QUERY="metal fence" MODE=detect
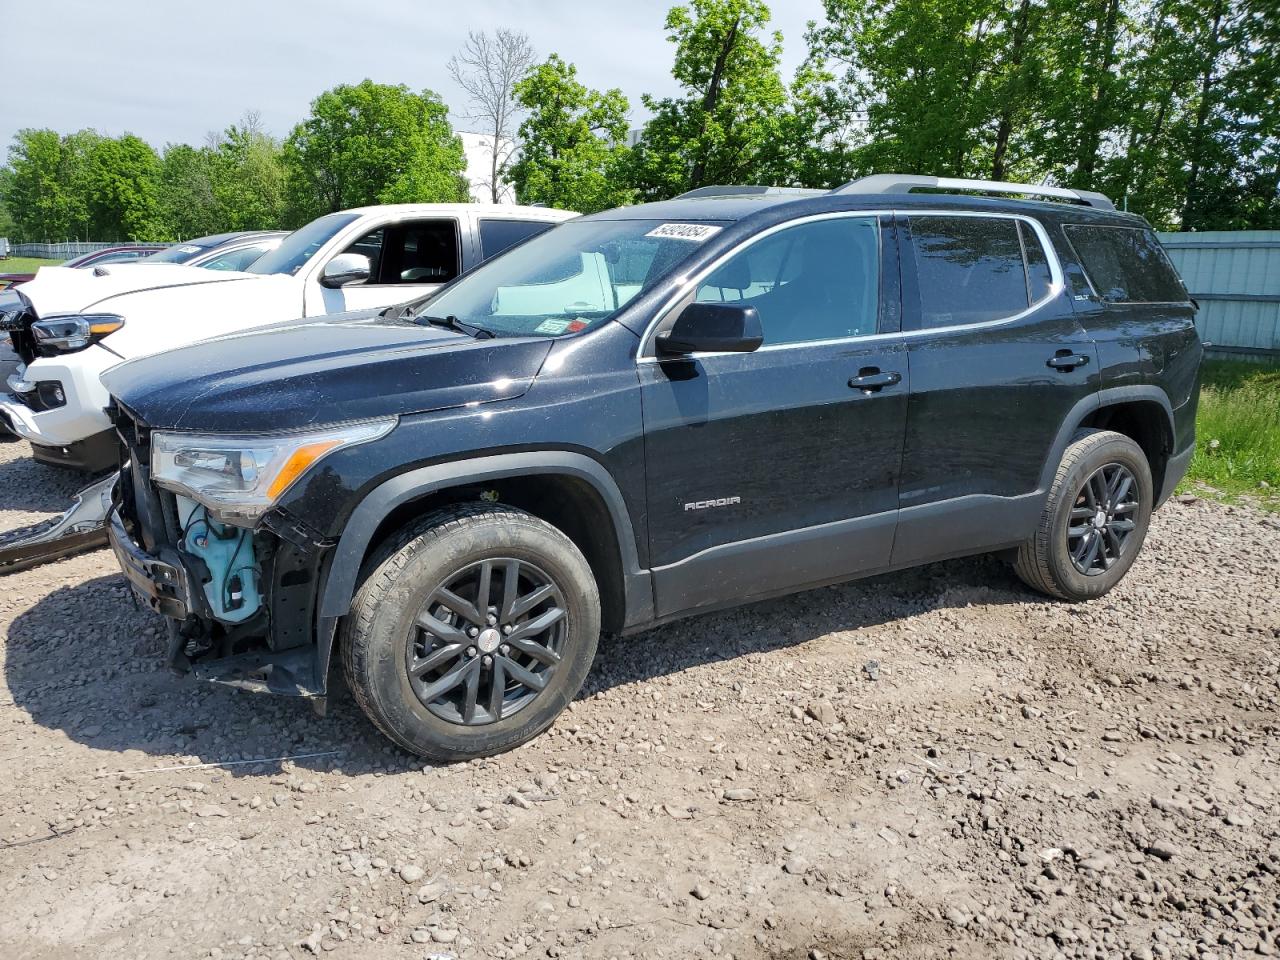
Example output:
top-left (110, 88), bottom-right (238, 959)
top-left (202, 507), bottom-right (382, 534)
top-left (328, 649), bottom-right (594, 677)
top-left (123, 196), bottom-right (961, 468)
top-left (1158, 231), bottom-right (1280, 360)
top-left (9, 241), bottom-right (170, 259)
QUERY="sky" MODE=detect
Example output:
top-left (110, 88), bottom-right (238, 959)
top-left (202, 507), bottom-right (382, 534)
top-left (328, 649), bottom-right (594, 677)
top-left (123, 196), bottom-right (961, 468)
top-left (0, 0), bottom-right (828, 152)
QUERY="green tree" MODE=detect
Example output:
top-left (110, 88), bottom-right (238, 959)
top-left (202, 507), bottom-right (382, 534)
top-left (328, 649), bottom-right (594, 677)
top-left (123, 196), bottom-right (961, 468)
top-left (627, 0), bottom-right (790, 199)
top-left (805, 0), bottom-right (1049, 181)
top-left (5, 129), bottom-right (71, 239)
top-left (158, 143), bottom-right (220, 238)
top-left (158, 114), bottom-right (286, 238)
top-left (508, 54), bottom-right (634, 212)
top-left (283, 80), bottom-right (469, 223)
top-left (83, 133), bottom-right (164, 239)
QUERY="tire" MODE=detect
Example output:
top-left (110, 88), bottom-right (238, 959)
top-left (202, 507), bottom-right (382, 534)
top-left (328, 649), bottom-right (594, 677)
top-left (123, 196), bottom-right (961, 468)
top-left (341, 503), bottom-right (600, 761)
top-left (1014, 429), bottom-right (1153, 601)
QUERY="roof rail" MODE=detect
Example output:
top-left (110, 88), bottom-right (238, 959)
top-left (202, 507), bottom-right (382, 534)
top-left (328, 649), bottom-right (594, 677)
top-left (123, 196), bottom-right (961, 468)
top-left (673, 185), bottom-right (826, 200)
top-left (832, 174), bottom-right (1116, 212)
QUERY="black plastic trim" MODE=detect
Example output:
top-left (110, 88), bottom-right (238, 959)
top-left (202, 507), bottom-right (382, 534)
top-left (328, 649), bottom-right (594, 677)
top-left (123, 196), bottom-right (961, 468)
top-left (650, 509), bottom-right (896, 620)
top-left (316, 451), bottom-right (653, 627)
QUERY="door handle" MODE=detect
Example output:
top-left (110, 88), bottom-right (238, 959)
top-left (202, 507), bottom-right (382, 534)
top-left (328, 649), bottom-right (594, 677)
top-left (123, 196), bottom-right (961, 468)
top-left (1046, 352), bottom-right (1091, 371)
top-left (848, 369), bottom-right (902, 393)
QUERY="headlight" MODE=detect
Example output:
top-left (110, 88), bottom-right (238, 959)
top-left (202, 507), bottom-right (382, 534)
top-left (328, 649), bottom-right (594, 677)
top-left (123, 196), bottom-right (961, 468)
top-left (31, 313), bottom-right (125, 352)
top-left (151, 419), bottom-right (396, 524)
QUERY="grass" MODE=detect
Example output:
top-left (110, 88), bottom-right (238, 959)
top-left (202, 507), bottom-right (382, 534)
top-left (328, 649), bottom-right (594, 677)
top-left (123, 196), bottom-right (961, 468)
top-left (1183, 358), bottom-right (1280, 508)
top-left (0, 257), bottom-right (59, 275)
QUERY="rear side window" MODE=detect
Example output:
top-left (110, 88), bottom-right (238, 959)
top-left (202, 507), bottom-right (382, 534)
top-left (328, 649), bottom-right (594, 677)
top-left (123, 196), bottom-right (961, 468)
top-left (1064, 225), bottom-right (1186, 303)
top-left (908, 216), bottom-right (1035, 327)
top-left (1020, 222), bottom-right (1053, 303)
top-left (479, 219), bottom-right (554, 261)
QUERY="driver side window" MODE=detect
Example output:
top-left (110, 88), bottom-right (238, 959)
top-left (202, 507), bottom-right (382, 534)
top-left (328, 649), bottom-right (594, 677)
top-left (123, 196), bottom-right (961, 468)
top-left (333, 219), bottom-right (461, 286)
top-left (693, 216), bottom-right (881, 346)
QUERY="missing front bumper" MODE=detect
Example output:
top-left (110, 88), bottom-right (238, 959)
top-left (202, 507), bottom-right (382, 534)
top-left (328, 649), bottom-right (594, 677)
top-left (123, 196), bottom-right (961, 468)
top-left (107, 506), bottom-right (192, 619)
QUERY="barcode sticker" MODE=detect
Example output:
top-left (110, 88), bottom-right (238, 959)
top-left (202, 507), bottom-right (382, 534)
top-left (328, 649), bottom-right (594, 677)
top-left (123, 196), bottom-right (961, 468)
top-left (645, 223), bottom-right (723, 242)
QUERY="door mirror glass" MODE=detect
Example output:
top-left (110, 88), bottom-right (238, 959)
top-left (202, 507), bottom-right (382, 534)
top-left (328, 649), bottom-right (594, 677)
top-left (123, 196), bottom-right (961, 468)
top-left (320, 253), bottom-right (371, 288)
top-left (656, 301), bottom-right (763, 356)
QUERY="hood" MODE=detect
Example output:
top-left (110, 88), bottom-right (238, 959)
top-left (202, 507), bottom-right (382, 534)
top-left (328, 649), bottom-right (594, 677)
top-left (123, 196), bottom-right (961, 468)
top-left (17, 264), bottom-right (259, 316)
top-left (101, 310), bottom-right (554, 433)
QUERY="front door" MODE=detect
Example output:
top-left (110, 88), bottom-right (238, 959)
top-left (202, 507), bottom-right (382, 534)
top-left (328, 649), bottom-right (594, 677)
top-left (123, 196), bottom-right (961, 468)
top-left (305, 219), bottom-right (462, 315)
top-left (891, 211), bottom-right (1099, 566)
top-left (639, 213), bottom-right (909, 618)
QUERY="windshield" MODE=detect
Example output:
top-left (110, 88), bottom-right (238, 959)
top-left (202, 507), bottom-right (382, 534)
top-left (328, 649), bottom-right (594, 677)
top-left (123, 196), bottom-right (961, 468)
top-left (418, 218), bottom-right (726, 337)
top-left (144, 242), bottom-right (209, 264)
top-left (247, 213), bottom-right (360, 276)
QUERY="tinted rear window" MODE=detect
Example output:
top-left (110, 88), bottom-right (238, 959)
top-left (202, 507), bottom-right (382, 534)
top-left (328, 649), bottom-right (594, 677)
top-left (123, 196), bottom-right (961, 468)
top-left (1064, 225), bottom-right (1187, 303)
top-left (1019, 221), bottom-right (1053, 303)
top-left (479, 219), bottom-right (555, 261)
top-left (909, 216), bottom-right (1030, 327)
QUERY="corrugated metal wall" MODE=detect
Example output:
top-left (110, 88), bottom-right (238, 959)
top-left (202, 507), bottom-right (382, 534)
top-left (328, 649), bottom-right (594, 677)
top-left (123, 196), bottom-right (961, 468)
top-left (1157, 231), bottom-right (1280, 357)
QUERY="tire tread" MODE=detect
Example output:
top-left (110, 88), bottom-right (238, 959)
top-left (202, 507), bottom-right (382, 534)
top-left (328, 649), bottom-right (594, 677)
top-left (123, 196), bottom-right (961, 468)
top-left (340, 503), bottom-right (590, 760)
top-left (1013, 429), bottom-right (1142, 600)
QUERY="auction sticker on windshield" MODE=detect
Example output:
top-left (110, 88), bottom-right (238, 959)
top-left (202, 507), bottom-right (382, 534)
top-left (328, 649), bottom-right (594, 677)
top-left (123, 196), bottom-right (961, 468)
top-left (644, 223), bottom-right (723, 242)
top-left (535, 318), bottom-right (572, 334)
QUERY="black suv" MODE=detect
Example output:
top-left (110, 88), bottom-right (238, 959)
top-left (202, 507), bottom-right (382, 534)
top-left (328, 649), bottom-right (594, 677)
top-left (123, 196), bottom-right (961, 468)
top-left (103, 175), bottom-right (1201, 760)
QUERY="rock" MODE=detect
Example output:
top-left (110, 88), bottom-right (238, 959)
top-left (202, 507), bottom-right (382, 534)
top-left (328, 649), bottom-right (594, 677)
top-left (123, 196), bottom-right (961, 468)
top-left (783, 857), bottom-right (809, 875)
top-left (723, 788), bottom-right (757, 802)
top-left (806, 700), bottom-right (837, 725)
top-left (1078, 854), bottom-right (1116, 872)
top-left (431, 928), bottom-right (459, 944)
top-left (862, 660), bottom-right (880, 681)
top-left (1146, 841), bottom-right (1180, 861)
top-left (663, 804), bottom-right (693, 820)
top-left (399, 864), bottom-right (425, 884)
top-left (417, 882), bottom-right (446, 903)
top-left (691, 883), bottom-right (710, 900)
top-left (411, 928), bottom-right (432, 944)
top-left (196, 804), bottom-right (229, 818)
top-left (945, 907), bottom-right (971, 928)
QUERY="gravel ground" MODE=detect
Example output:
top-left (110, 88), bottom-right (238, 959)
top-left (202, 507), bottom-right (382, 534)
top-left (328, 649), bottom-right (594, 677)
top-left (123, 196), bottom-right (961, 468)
top-left (0, 438), bottom-right (1277, 960)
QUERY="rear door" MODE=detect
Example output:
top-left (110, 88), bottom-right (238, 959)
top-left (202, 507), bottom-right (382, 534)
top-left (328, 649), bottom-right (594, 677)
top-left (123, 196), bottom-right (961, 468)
top-left (891, 211), bottom-right (1098, 566)
top-left (639, 212), bottom-right (908, 618)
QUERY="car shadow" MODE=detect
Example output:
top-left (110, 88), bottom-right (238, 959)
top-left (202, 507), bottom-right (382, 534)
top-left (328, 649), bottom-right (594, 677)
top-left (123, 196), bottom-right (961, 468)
top-left (0, 438), bottom-right (97, 514)
top-left (4, 555), bottom-right (1031, 778)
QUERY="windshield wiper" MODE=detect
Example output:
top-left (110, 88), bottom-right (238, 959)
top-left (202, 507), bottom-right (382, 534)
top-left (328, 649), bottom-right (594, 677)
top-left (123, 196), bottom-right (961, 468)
top-left (420, 314), bottom-right (495, 339)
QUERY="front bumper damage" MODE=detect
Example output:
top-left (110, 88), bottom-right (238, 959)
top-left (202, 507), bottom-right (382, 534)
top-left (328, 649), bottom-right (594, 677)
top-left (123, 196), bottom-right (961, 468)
top-left (108, 504), bottom-right (331, 699)
top-left (0, 473), bottom-right (116, 573)
top-left (109, 409), bottom-right (337, 704)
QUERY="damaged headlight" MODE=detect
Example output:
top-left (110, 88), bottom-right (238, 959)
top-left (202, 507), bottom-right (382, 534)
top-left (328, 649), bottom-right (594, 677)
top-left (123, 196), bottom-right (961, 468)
top-left (151, 419), bottom-right (396, 524)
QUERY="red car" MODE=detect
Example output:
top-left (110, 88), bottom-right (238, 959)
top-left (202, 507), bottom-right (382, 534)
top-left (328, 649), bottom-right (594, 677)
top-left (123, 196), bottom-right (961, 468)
top-left (0, 245), bottom-right (167, 289)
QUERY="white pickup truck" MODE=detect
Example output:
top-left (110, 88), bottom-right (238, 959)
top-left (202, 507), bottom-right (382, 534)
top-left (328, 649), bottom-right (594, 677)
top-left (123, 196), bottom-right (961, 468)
top-left (0, 203), bottom-right (575, 471)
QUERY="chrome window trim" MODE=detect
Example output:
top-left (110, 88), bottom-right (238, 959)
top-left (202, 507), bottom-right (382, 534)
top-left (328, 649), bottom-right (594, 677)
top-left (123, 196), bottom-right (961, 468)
top-left (636, 208), bottom-right (1065, 364)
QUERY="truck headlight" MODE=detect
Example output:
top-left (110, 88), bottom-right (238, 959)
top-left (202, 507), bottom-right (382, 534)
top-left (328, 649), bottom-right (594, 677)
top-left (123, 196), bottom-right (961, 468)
top-left (31, 313), bottom-right (125, 352)
top-left (151, 419), bottom-right (396, 524)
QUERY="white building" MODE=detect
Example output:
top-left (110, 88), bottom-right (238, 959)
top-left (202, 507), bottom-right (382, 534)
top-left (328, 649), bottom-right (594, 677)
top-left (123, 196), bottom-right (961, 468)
top-left (459, 131), bottom-right (516, 204)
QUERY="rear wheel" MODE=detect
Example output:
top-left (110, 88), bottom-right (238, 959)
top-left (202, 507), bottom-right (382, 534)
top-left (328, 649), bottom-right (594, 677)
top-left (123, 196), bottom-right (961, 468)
top-left (341, 504), bottom-right (600, 761)
top-left (1014, 429), bottom-right (1153, 601)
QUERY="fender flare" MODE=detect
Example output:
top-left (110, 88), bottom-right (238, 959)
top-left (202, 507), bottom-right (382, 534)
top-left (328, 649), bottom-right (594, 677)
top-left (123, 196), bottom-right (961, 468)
top-left (1037, 385), bottom-right (1176, 491)
top-left (316, 451), bottom-right (653, 625)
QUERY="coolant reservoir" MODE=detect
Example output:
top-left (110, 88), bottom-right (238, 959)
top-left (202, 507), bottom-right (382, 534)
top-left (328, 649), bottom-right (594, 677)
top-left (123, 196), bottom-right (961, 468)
top-left (176, 496), bottom-right (261, 623)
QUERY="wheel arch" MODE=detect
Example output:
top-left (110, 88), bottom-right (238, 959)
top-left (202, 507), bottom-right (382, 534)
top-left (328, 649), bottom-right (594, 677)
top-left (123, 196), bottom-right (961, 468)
top-left (316, 452), bottom-right (652, 634)
top-left (1040, 386), bottom-right (1176, 499)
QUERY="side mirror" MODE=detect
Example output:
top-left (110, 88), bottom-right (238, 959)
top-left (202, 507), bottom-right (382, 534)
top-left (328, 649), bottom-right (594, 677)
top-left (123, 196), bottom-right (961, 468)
top-left (320, 253), bottom-right (372, 288)
top-left (655, 301), bottom-right (763, 356)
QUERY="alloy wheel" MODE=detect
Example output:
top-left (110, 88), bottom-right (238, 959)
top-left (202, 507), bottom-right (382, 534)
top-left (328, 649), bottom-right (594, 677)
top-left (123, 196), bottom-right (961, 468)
top-left (406, 557), bottom-right (567, 725)
top-left (1066, 462), bottom-right (1140, 576)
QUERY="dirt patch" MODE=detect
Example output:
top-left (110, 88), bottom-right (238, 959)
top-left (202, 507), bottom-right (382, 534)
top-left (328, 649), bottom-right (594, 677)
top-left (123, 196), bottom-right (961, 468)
top-left (0, 441), bottom-right (1276, 959)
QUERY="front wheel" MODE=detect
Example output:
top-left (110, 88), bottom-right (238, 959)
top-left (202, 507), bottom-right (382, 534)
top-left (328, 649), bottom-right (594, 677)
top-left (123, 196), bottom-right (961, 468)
top-left (1014, 429), bottom-right (1153, 601)
top-left (341, 504), bottom-right (600, 761)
